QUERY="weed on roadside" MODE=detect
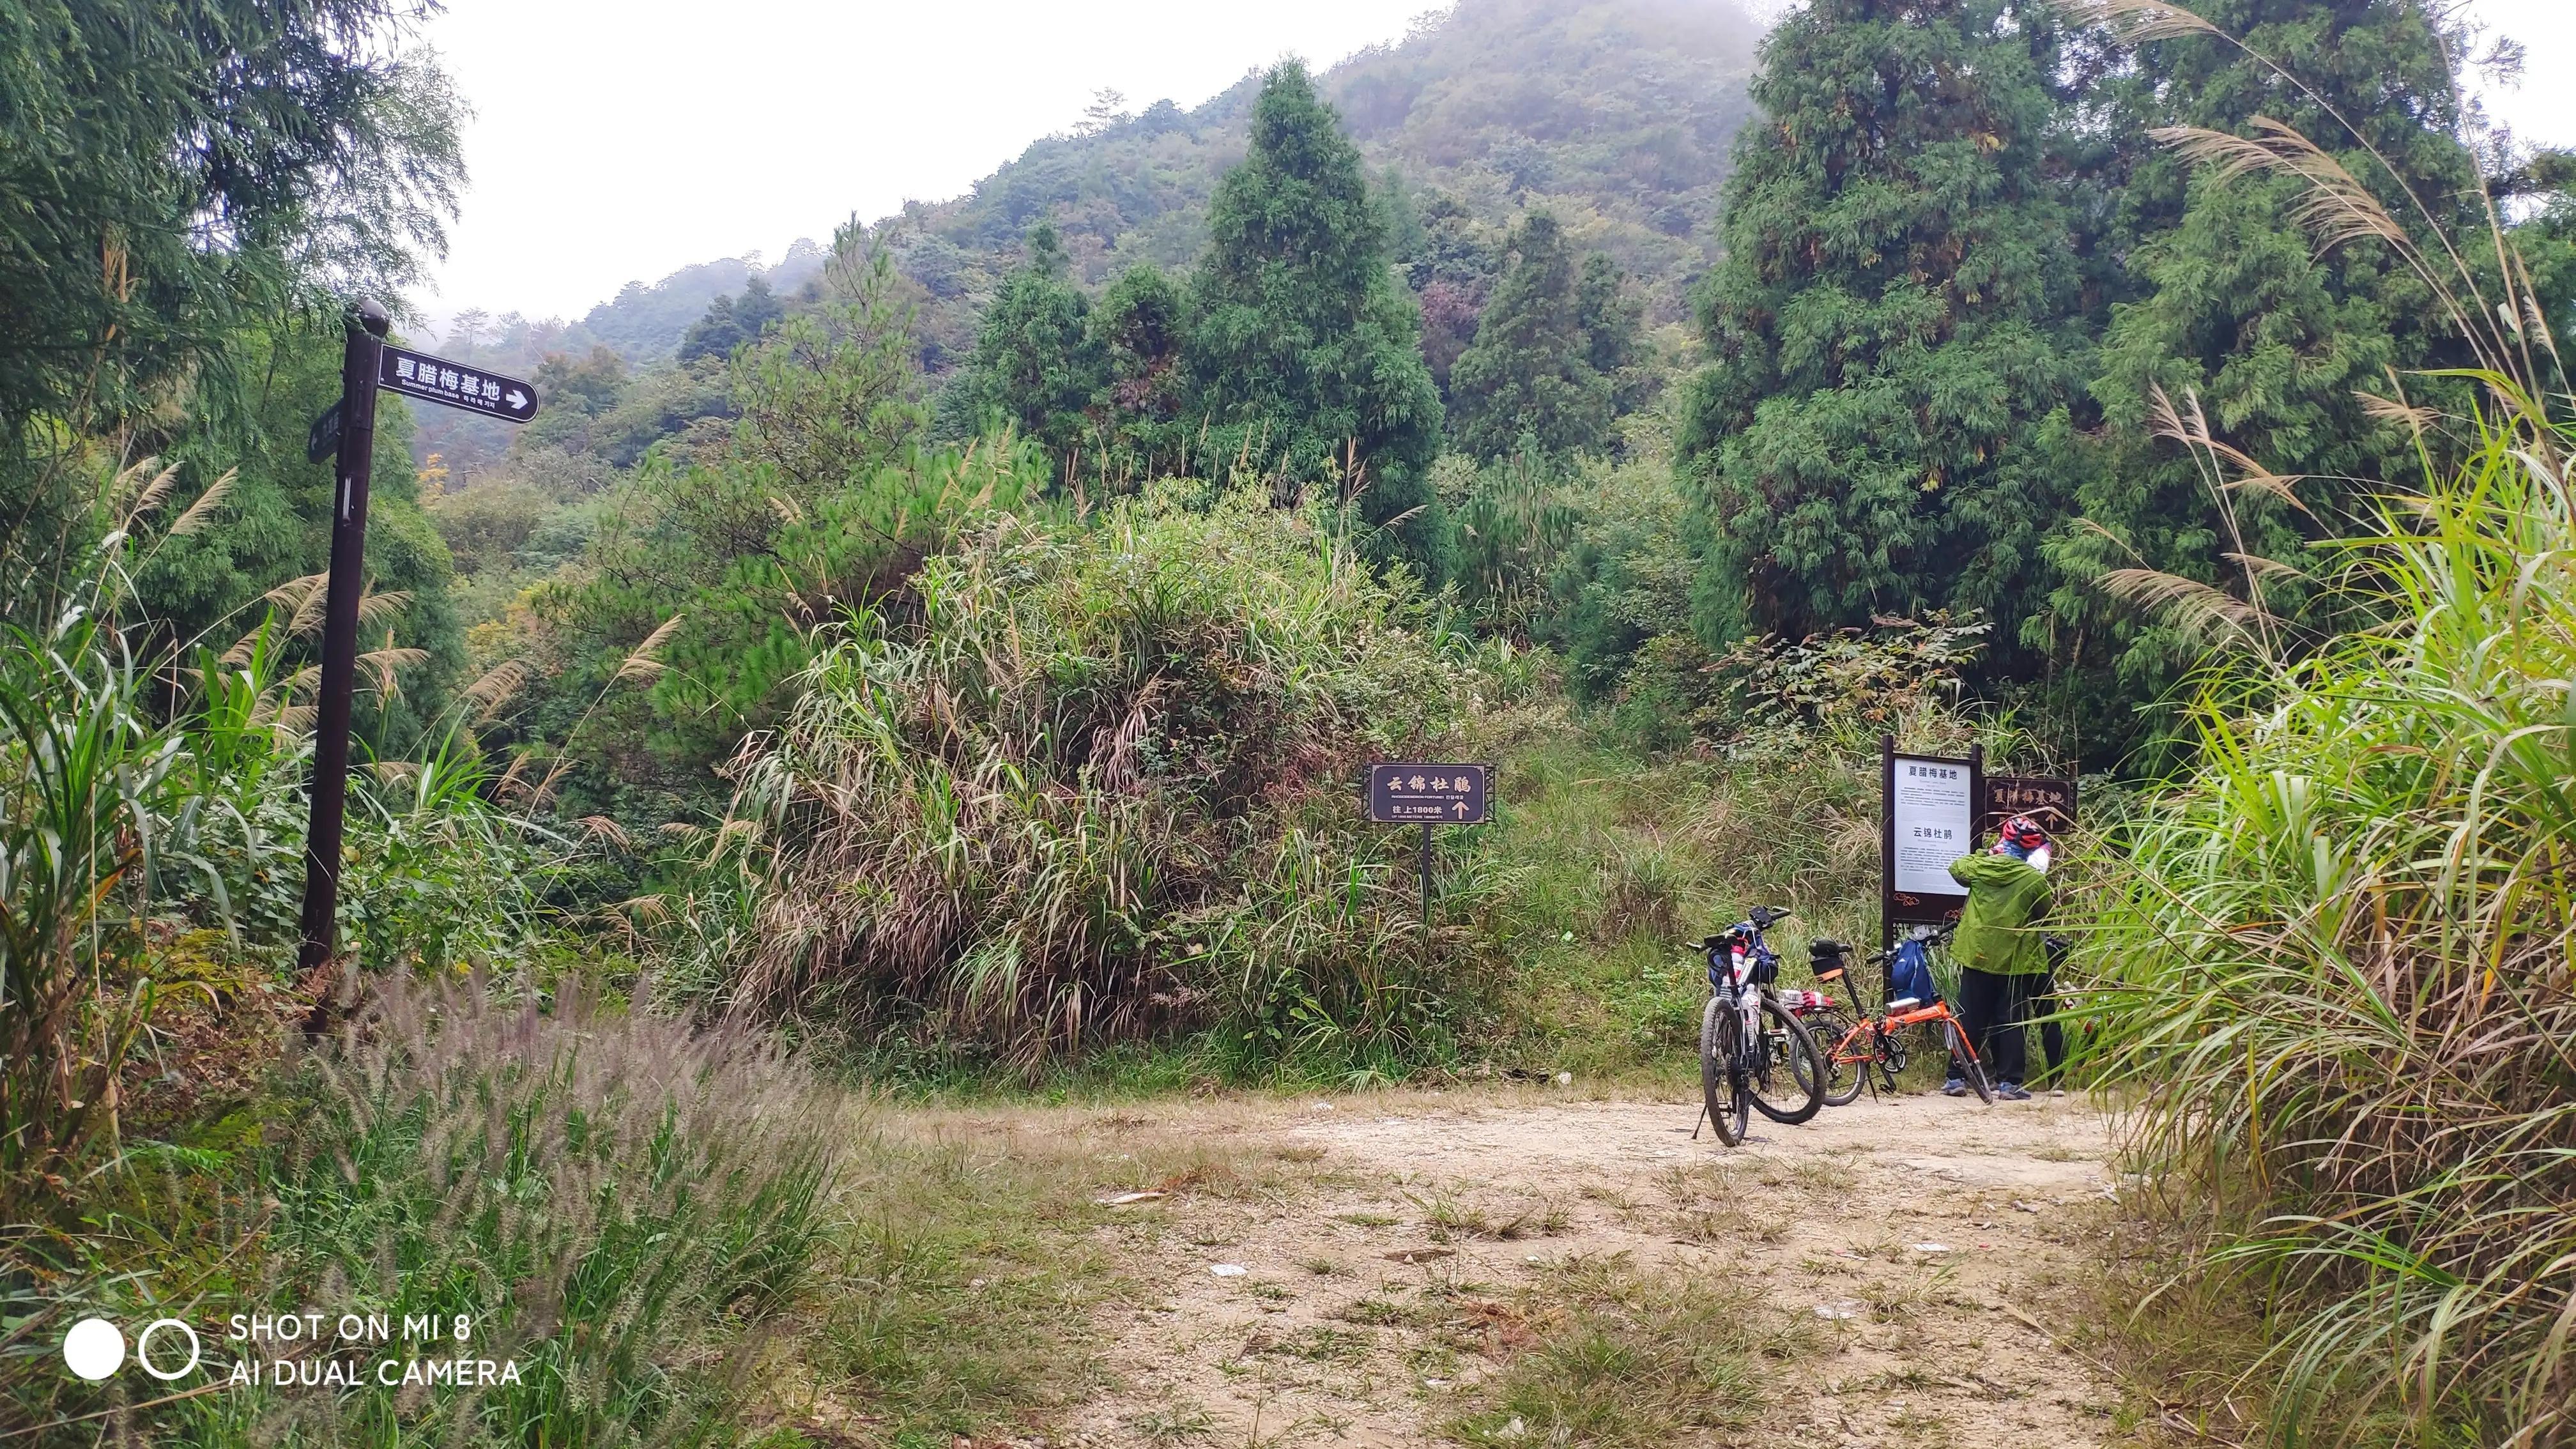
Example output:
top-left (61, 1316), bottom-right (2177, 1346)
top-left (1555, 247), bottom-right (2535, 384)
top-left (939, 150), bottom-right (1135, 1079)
top-left (1447, 1252), bottom-right (1816, 1446)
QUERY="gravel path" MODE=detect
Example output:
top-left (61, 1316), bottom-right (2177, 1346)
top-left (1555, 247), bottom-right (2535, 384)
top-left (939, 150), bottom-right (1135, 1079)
top-left (1057, 1085), bottom-right (2125, 1448)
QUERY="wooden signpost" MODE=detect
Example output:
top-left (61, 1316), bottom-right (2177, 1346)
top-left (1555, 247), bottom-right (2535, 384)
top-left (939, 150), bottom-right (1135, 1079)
top-left (296, 305), bottom-right (537, 982)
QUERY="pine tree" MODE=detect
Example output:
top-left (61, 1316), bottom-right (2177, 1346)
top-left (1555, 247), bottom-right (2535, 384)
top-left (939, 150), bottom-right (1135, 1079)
top-left (678, 277), bottom-right (786, 365)
top-left (1186, 62), bottom-right (1442, 532)
top-left (1448, 211), bottom-right (1614, 462)
top-left (942, 222), bottom-right (1101, 469)
top-left (1679, 0), bottom-right (2085, 647)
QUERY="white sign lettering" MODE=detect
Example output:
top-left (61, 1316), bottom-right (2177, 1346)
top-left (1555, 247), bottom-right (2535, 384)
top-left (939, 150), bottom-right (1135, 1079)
top-left (1890, 755), bottom-right (1973, 897)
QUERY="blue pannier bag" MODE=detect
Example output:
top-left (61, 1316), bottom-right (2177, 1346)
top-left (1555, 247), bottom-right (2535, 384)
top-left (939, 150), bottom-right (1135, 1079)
top-left (1887, 937), bottom-right (1937, 1006)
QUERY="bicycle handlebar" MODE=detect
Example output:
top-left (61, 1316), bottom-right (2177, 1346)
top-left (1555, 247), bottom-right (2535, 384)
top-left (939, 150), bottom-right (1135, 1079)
top-left (1867, 923), bottom-right (1954, 963)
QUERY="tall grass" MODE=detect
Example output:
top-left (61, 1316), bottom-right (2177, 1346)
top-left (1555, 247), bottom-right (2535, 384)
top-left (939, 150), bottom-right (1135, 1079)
top-left (701, 484), bottom-right (1493, 1072)
top-left (1, 454), bottom-right (564, 1222)
top-left (19, 972), bottom-right (851, 1447)
top-left (0, 613), bottom-right (173, 1199)
top-left (2087, 409), bottom-right (2576, 1442)
top-left (2049, 6), bottom-right (2576, 1436)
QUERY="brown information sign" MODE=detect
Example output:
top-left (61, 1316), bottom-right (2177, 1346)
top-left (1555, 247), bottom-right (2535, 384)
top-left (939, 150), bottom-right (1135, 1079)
top-left (1982, 774), bottom-right (2077, 836)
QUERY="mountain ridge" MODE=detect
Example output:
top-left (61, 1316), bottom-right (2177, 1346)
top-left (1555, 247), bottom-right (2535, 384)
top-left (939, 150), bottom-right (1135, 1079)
top-left (434, 0), bottom-right (1763, 367)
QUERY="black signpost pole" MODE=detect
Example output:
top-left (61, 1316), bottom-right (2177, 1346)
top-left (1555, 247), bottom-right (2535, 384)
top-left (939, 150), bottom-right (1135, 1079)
top-left (1968, 742), bottom-right (1985, 848)
top-left (1420, 822), bottom-right (1433, 970)
top-left (296, 300), bottom-right (390, 979)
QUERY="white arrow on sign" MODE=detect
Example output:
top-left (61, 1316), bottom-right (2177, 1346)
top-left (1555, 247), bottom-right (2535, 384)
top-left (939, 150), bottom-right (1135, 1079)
top-left (1453, 801), bottom-right (1469, 818)
top-left (505, 389), bottom-right (528, 411)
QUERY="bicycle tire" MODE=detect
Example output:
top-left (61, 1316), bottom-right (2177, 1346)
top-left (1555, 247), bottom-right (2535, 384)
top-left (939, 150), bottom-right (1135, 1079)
top-left (1942, 1018), bottom-right (1994, 1104)
top-left (1701, 996), bottom-right (1749, 1146)
top-left (1805, 1007), bottom-right (1868, 1107)
top-left (1749, 999), bottom-right (1825, 1124)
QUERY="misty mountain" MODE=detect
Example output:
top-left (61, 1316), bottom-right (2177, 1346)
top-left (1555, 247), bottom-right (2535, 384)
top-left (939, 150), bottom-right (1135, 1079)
top-left (506, 0), bottom-right (1761, 366)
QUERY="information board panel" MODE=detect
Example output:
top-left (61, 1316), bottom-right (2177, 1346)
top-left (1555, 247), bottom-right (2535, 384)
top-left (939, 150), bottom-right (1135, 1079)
top-left (1880, 738), bottom-right (1982, 949)
top-left (1891, 756), bottom-right (1975, 896)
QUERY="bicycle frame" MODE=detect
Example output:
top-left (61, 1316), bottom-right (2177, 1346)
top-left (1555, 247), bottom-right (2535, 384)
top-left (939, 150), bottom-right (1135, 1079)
top-left (1808, 930), bottom-right (1988, 1091)
top-left (1706, 916), bottom-right (1776, 1016)
top-left (1706, 910), bottom-right (1800, 1077)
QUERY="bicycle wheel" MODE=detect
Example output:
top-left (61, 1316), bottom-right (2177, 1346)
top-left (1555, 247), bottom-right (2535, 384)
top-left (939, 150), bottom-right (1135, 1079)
top-left (1942, 1018), bottom-right (1994, 1104)
top-left (1700, 996), bottom-right (1749, 1146)
top-left (1749, 999), bottom-right (1825, 1124)
top-left (1804, 1007), bottom-right (1868, 1107)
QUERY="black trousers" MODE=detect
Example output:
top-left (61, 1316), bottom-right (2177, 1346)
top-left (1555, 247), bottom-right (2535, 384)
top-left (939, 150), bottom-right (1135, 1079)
top-left (1955, 967), bottom-right (2037, 1086)
top-left (2027, 969), bottom-right (2066, 1083)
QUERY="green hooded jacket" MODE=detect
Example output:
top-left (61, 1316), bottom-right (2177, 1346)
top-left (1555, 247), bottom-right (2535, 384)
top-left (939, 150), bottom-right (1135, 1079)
top-left (1947, 853), bottom-right (2054, 976)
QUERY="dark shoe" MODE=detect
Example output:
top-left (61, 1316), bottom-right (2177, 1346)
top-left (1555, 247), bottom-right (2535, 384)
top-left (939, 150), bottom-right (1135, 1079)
top-left (1942, 1078), bottom-right (1967, 1097)
top-left (1997, 1082), bottom-right (2033, 1101)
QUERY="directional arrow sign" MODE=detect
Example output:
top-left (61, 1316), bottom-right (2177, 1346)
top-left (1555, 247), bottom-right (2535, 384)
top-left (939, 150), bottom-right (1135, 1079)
top-left (1365, 762), bottom-right (1490, 825)
top-left (306, 401), bottom-right (343, 463)
top-left (376, 345), bottom-right (538, 423)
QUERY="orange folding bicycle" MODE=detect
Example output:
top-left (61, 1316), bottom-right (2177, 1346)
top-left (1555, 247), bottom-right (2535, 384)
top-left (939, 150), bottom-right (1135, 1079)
top-left (1785, 926), bottom-right (1994, 1106)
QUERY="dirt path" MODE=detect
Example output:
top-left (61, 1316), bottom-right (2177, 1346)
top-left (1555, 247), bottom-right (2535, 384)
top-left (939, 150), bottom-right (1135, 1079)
top-left (1035, 1085), bottom-right (2124, 1448)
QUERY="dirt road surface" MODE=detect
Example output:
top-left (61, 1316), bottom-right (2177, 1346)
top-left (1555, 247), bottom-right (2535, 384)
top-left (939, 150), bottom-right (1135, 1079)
top-left (1004, 1085), bottom-right (2124, 1448)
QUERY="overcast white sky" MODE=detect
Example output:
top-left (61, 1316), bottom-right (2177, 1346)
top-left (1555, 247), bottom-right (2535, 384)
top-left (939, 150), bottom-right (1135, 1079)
top-left (410, 0), bottom-right (2576, 324)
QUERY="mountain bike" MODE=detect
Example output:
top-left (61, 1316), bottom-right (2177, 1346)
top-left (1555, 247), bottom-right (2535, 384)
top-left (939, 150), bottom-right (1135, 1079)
top-left (1795, 926), bottom-right (1992, 1106)
top-left (1696, 904), bottom-right (1825, 1145)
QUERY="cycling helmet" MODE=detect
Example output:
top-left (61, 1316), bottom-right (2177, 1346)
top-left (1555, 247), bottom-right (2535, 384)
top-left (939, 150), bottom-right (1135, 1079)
top-left (1991, 814), bottom-right (2050, 858)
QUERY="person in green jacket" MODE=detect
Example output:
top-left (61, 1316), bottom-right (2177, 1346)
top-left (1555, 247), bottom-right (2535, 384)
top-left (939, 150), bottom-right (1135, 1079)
top-left (1944, 816), bottom-right (2055, 1101)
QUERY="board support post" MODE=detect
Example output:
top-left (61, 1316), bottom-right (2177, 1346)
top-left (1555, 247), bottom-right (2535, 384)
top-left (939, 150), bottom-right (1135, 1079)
top-left (1419, 821), bottom-right (1433, 970)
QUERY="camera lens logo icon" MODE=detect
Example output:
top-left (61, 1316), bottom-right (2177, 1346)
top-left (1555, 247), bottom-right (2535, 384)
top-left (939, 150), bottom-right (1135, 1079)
top-left (63, 1317), bottom-right (202, 1381)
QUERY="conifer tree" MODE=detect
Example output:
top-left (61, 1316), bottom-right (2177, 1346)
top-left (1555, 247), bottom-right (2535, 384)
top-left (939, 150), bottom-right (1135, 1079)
top-left (1576, 253), bottom-right (1648, 414)
top-left (1186, 63), bottom-right (1442, 531)
top-left (680, 277), bottom-right (786, 364)
top-left (1089, 263), bottom-right (1190, 474)
top-left (2040, 0), bottom-right (2552, 749)
top-left (1680, 0), bottom-right (2084, 647)
top-left (942, 222), bottom-right (1101, 468)
top-left (1448, 211), bottom-right (1614, 462)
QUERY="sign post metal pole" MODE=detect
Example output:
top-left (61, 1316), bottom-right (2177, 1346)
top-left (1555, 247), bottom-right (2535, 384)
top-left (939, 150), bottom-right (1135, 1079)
top-left (1880, 735), bottom-right (1896, 953)
top-left (296, 300), bottom-right (389, 978)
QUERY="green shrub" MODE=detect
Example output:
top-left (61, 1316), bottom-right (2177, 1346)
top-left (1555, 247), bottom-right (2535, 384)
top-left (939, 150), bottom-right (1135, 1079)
top-left (714, 486), bottom-right (1491, 1071)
